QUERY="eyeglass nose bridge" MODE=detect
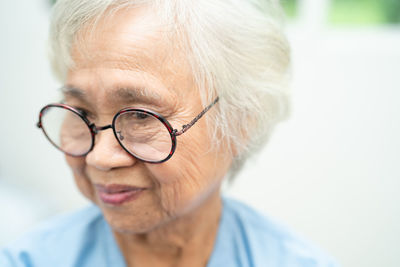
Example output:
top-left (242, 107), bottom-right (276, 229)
top-left (90, 124), bottom-right (112, 134)
top-left (90, 123), bottom-right (126, 143)
top-left (90, 123), bottom-right (126, 148)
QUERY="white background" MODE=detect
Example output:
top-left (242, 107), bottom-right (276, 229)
top-left (1, 1), bottom-right (399, 267)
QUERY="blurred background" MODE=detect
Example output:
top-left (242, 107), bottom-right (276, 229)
top-left (0, 0), bottom-right (399, 266)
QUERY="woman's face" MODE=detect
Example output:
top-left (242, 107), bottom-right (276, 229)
top-left (64, 7), bottom-right (232, 233)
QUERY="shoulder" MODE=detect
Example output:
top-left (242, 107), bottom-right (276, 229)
top-left (0, 205), bottom-right (112, 267)
top-left (215, 197), bottom-right (339, 267)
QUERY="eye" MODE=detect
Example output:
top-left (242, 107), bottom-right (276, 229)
top-left (75, 107), bottom-right (88, 116)
top-left (72, 106), bottom-right (94, 120)
top-left (73, 107), bottom-right (87, 116)
top-left (136, 112), bottom-right (149, 119)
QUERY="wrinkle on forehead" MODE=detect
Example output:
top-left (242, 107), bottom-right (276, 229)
top-left (71, 5), bottom-right (177, 75)
top-left (62, 85), bottom-right (162, 106)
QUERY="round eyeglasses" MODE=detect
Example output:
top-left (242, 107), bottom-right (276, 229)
top-left (37, 97), bottom-right (219, 163)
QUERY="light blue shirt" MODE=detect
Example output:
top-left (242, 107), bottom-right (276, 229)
top-left (1, 197), bottom-right (338, 267)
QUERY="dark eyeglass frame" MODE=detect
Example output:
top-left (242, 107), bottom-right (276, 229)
top-left (36, 97), bottom-right (219, 163)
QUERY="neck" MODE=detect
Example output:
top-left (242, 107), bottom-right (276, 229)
top-left (114, 191), bottom-right (223, 267)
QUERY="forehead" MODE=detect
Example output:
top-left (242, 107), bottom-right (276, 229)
top-left (73, 6), bottom-right (167, 69)
top-left (67, 6), bottom-right (193, 104)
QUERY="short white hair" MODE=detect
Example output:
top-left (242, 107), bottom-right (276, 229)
top-left (49, 0), bottom-right (291, 177)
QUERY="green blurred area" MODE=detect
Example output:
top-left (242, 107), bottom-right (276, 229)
top-left (281, 0), bottom-right (400, 24)
top-left (282, 0), bottom-right (297, 18)
top-left (329, 0), bottom-right (400, 24)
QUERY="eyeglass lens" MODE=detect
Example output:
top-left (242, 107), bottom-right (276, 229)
top-left (41, 106), bottom-right (92, 156)
top-left (40, 106), bottom-right (173, 162)
top-left (114, 110), bottom-right (172, 161)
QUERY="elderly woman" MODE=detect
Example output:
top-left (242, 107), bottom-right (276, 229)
top-left (1, 0), bottom-right (337, 266)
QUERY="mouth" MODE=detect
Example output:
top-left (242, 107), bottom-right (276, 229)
top-left (95, 184), bottom-right (146, 205)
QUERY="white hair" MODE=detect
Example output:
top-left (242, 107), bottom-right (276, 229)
top-left (49, 0), bottom-right (291, 177)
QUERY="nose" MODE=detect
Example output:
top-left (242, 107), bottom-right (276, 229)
top-left (86, 128), bottom-right (137, 171)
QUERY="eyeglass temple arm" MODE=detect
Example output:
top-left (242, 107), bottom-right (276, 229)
top-left (173, 97), bottom-right (219, 136)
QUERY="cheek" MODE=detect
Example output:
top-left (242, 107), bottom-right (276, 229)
top-left (65, 155), bottom-right (95, 202)
top-left (146, 131), bottom-right (226, 216)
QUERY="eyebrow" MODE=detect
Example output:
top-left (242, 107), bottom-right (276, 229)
top-left (61, 85), bottom-right (164, 107)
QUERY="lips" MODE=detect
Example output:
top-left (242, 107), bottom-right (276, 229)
top-left (95, 184), bottom-right (146, 205)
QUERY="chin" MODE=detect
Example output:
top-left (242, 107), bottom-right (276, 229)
top-left (103, 208), bottom-right (169, 234)
top-left (95, 193), bottom-right (166, 234)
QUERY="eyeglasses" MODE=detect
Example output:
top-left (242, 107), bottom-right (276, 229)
top-left (37, 97), bottom-right (219, 163)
